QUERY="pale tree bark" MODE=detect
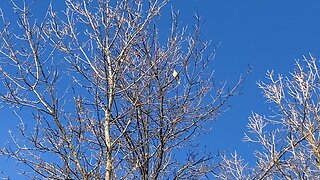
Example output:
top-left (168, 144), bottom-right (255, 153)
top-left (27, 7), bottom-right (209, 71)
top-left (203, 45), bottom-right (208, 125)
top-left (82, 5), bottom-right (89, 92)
top-left (0, 0), bottom-right (244, 179)
top-left (214, 56), bottom-right (320, 179)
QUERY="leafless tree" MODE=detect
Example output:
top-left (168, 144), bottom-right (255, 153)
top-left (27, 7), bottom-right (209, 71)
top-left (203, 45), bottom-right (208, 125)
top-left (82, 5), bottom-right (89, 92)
top-left (0, 0), bottom-right (243, 179)
top-left (214, 55), bottom-right (320, 179)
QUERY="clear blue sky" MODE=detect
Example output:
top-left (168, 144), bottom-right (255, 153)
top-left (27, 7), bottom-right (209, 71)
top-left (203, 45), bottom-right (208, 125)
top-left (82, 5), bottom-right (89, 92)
top-left (1, 0), bottom-right (320, 177)
top-left (172, 0), bottom-right (320, 162)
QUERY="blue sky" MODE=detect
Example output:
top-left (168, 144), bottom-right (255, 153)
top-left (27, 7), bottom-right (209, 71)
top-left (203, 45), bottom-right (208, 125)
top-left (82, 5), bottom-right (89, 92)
top-left (1, 0), bottom-right (320, 177)
top-left (171, 0), bottom-right (320, 165)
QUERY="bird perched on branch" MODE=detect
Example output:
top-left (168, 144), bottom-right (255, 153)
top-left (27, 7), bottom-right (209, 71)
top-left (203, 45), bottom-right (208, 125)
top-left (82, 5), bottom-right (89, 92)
top-left (172, 69), bottom-right (180, 84)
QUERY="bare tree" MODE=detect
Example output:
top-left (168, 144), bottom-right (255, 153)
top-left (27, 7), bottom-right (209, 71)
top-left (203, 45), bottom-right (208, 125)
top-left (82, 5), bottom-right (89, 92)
top-left (214, 55), bottom-right (320, 179)
top-left (0, 0), bottom-right (242, 179)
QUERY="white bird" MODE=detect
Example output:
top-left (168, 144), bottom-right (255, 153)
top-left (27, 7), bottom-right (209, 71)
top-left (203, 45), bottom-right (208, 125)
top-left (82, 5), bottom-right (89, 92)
top-left (172, 69), bottom-right (180, 84)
